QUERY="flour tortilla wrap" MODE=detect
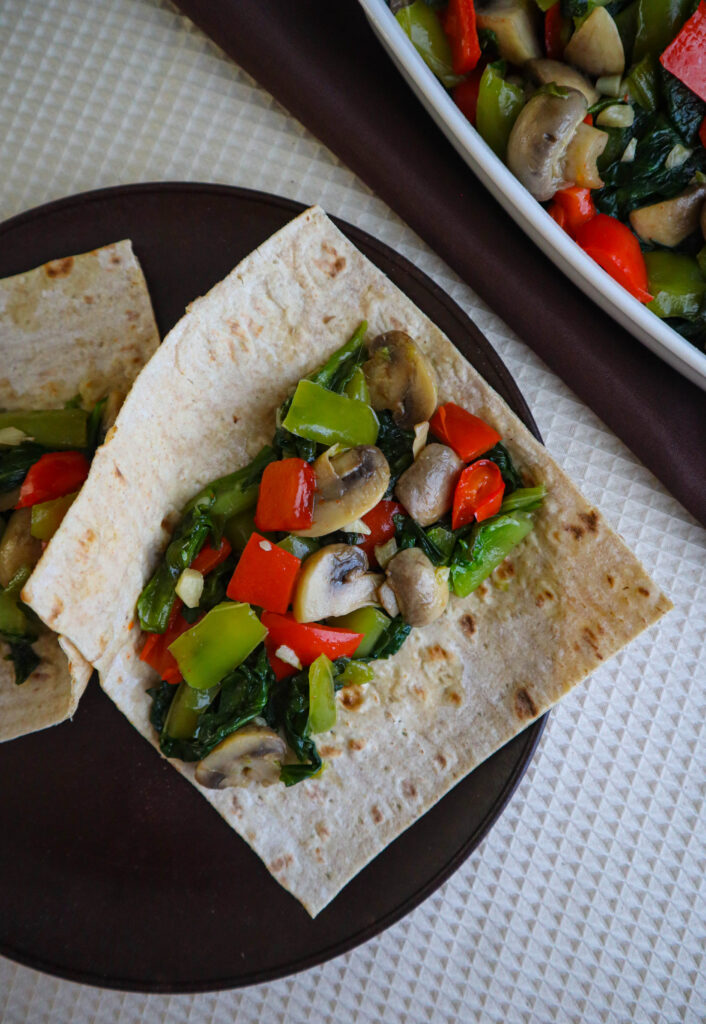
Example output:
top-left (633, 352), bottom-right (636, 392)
top-left (24, 209), bottom-right (671, 915)
top-left (0, 240), bottom-right (160, 741)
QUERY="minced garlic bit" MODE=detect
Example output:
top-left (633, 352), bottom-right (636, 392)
top-left (275, 645), bottom-right (302, 670)
top-left (342, 518), bottom-right (372, 536)
top-left (175, 567), bottom-right (204, 608)
top-left (259, 540), bottom-right (272, 551)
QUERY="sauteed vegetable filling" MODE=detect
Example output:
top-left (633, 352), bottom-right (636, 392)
top-left (391, 0), bottom-right (706, 351)
top-left (140, 325), bottom-right (546, 787)
top-left (0, 396), bottom-right (120, 684)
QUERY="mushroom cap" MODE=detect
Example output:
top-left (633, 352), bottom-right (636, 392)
top-left (506, 88), bottom-right (588, 201)
top-left (292, 543), bottom-right (383, 623)
top-left (525, 58), bottom-right (599, 106)
top-left (293, 445), bottom-right (390, 537)
top-left (384, 547), bottom-right (450, 627)
top-left (194, 725), bottom-right (287, 789)
top-left (563, 7), bottom-right (624, 78)
top-left (630, 184), bottom-right (706, 248)
top-left (364, 331), bottom-right (438, 429)
top-left (395, 443), bottom-right (464, 527)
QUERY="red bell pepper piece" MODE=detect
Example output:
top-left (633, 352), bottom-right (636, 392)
top-left (544, 4), bottom-right (570, 60)
top-left (583, 112), bottom-right (594, 126)
top-left (261, 612), bottom-right (363, 678)
top-left (357, 500), bottom-right (405, 563)
top-left (430, 403), bottom-right (501, 462)
top-left (140, 600), bottom-right (192, 685)
top-left (452, 459), bottom-right (505, 529)
top-left (443, 0), bottom-right (481, 76)
top-left (452, 64), bottom-right (485, 126)
top-left (552, 187), bottom-right (597, 236)
top-left (548, 202), bottom-right (568, 229)
top-left (573, 214), bottom-right (653, 303)
top-left (254, 458), bottom-right (315, 533)
top-left (226, 533), bottom-right (300, 614)
top-left (699, 114), bottom-right (706, 148)
top-left (15, 451), bottom-right (89, 509)
top-left (190, 536), bottom-right (232, 575)
top-left (660, 2), bottom-right (706, 104)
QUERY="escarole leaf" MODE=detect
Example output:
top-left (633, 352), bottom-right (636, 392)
top-left (0, 443), bottom-right (49, 494)
top-left (267, 668), bottom-right (323, 787)
top-left (5, 639), bottom-right (41, 686)
top-left (483, 442), bottom-right (523, 493)
top-left (137, 498), bottom-right (215, 633)
top-left (375, 411), bottom-right (415, 497)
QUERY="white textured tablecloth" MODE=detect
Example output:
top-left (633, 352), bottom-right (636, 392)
top-left (0, 2), bottom-right (704, 1021)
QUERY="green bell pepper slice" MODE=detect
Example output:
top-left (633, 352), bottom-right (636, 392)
top-left (645, 251), bottom-right (706, 320)
top-left (499, 485), bottom-right (547, 514)
top-left (277, 534), bottom-right (320, 560)
top-left (625, 53), bottom-right (659, 113)
top-left (632, 0), bottom-right (693, 61)
top-left (476, 63), bottom-right (526, 160)
top-left (282, 380), bottom-right (379, 447)
top-left (308, 654), bottom-right (337, 734)
top-left (328, 606), bottom-right (391, 658)
top-left (451, 511), bottom-right (535, 598)
top-left (337, 661), bottom-right (375, 687)
top-left (344, 366), bottom-right (371, 404)
top-left (184, 445), bottom-right (276, 519)
top-left (0, 408), bottom-right (87, 449)
top-left (395, 1), bottom-right (463, 89)
top-left (30, 491), bottom-right (78, 541)
top-left (162, 680), bottom-right (220, 740)
top-left (425, 524), bottom-right (456, 563)
top-left (308, 322), bottom-right (368, 392)
top-left (169, 602), bottom-right (267, 690)
top-left (0, 565), bottom-right (34, 638)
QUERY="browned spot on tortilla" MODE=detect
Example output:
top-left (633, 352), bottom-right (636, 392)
top-left (637, 586), bottom-right (650, 597)
top-left (317, 241), bottom-right (346, 278)
top-left (412, 685), bottom-right (427, 701)
top-left (606, 574), bottom-right (615, 587)
top-left (348, 737), bottom-right (365, 751)
top-left (114, 466), bottom-right (124, 480)
top-left (105, 425), bottom-right (118, 443)
top-left (314, 847), bottom-right (324, 863)
top-left (445, 689), bottom-right (462, 706)
top-left (231, 795), bottom-right (243, 816)
top-left (495, 559), bottom-right (515, 580)
top-left (435, 753), bottom-right (447, 770)
top-left (45, 256), bottom-right (74, 278)
top-left (315, 822), bottom-right (330, 839)
top-left (371, 805), bottom-right (383, 824)
top-left (110, 253), bottom-right (121, 265)
top-left (583, 627), bottom-right (603, 660)
top-left (579, 510), bottom-right (599, 533)
top-left (126, 309), bottom-right (139, 322)
top-left (565, 523), bottom-right (584, 540)
top-left (232, 414), bottom-right (239, 424)
top-left (402, 780), bottom-right (417, 799)
top-left (83, 294), bottom-right (94, 304)
top-left (426, 644), bottom-right (451, 662)
top-left (50, 596), bottom-right (64, 621)
top-left (459, 613), bottom-right (476, 638)
top-left (320, 745), bottom-right (342, 758)
top-left (340, 685), bottom-right (364, 710)
top-left (246, 830), bottom-right (255, 841)
top-left (515, 687), bottom-right (537, 720)
top-left (536, 593), bottom-right (546, 607)
top-left (80, 529), bottom-right (96, 550)
top-left (322, 315), bottom-right (334, 324)
top-left (270, 854), bottom-right (293, 874)
top-left (477, 584), bottom-right (488, 598)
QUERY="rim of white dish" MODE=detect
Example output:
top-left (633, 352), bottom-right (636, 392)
top-left (359, 0), bottom-right (706, 391)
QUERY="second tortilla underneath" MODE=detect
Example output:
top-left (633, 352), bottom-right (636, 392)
top-left (0, 240), bottom-right (160, 742)
top-left (24, 208), bottom-right (671, 914)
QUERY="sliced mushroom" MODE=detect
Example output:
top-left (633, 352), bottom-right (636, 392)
top-left (395, 444), bottom-right (463, 527)
top-left (475, 1), bottom-right (541, 65)
top-left (506, 88), bottom-right (588, 201)
top-left (195, 725), bottom-right (287, 789)
top-left (294, 445), bottom-right (390, 537)
top-left (629, 185), bottom-right (706, 248)
top-left (525, 58), bottom-right (598, 106)
top-left (564, 8), bottom-right (624, 78)
top-left (383, 548), bottom-right (449, 627)
top-left (562, 123), bottom-right (608, 190)
top-left (0, 509), bottom-right (42, 589)
top-left (363, 331), bottom-right (437, 429)
top-left (292, 543), bottom-right (383, 623)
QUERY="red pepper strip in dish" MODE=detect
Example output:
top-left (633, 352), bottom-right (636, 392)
top-left (552, 187), bottom-right (597, 237)
top-left (430, 402), bottom-right (501, 462)
top-left (660, 2), bottom-right (706, 104)
top-left (573, 215), bottom-right (653, 303)
top-left (254, 457), bottom-right (315, 533)
top-left (544, 4), bottom-right (570, 61)
top-left (261, 611), bottom-right (363, 679)
top-left (358, 500), bottom-right (405, 563)
top-left (15, 451), bottom-right (90, 509)
top-left (191, 536), bottom-right (232, 575)
top-left (452, 64), bottom-right (485, 125)
top-left (452, 459), bottom-right (505, 529)
top-left (227, 533), bottom-right (301, 614)
top-left (140, 599), bottom-right (192, 685)
top-left (443, 0), bottom-right (481, 76)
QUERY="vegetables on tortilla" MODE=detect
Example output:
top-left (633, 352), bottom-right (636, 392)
top-left (0, 408), bottom-right (88, 449)
top-left (390, 0), bottom-right (706, 350)
top-left (226, 532), bottom-right (301, 613)
top-left (451, 458), bottom-right (505, 528)
top-left (429, 402), bottom-right (501, 461)
top-left (15, 451), bottom-right (89, 509)
top-left (307, 654), bottom-right (337, 734)
top-left (30, 491), bottom-right (79, 541)
top-left (254, 457), bottom-right (315, 532)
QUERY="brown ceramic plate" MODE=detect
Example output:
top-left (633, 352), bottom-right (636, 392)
top-left (0, 184), bottom-right (546, 993)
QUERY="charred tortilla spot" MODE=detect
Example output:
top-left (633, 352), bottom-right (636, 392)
top-left (579, 510), bottom-right (599, 532)
top-left (110, 253), bottom-right (122, 265)
top-left (50, 597), bottom-right (64, 621)
top-left (232, 414), bottom-right (239, 424)
top-left (317, 242), bottom-right (346, 278)
top-left (565, 523), bottom-right (584, 539)
top-left (444, 688), bottom-right (463, 706)
top-left (270, 854), bottom-right (293, 874)
top-left (340, 684), bottom-right (364, 710)
top-left (315, 822), bottom-right (330, 839)
top-left (83, 294), bottom-right (94, 304)
top-left (435, 753), bottom-right (447, 770)
top-left (320, 745), bottom-right (342, 758)
top-left (371, 805), bottom-right (383, 824)
top-left (412, 685), bottom-right (427, 701)
top-left (45, 257), bottom-right (74, 278)
top-left (322, 315), bottom-right (334, 324)
top-left (348, 738), bottom-right (365, 751)
top-left (402, 780), bottom-right (417, 799)
top-left (495, 559), bottom-right (515, 580)
top-left (126, 309), bottom-right (139, 323)
top-left (515, 687), bottom-right (537, 720)
top-left (536, 593), bottom-right (545, 607)
top-left (114, 466), bottom-right (124, 480)
top-left (583, 626), bottom-right (603, 660)
top-left (426, 643), bottom-right (451, 662)
top-left (459, 613), bottom-right (476, 637)
top-left (638, 586), bottom-right (650, 596)
top-left (231, 795), bottom-right (243, 815)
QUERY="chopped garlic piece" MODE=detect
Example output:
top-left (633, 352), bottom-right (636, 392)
top-left (175, 567), bottom-right (204, 608)
top-left (596, 103), bottom-right (634, 129)
top-left (412, 421), bottom-right (429, 458)
top-left (259, 540), bottom-right (272, 551)
top-left (275, 645), bottom-right (302, 670)
top-left (665, 144), bottom-right (692, 170)
top-left (343, 518), bottom-right (372, 536)
top-left (621, 138), bottom-right (637, 163)
top-left (0, 427), bottom-right (29, 446)
top-left (374, 537), bottom-right (398, 568)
